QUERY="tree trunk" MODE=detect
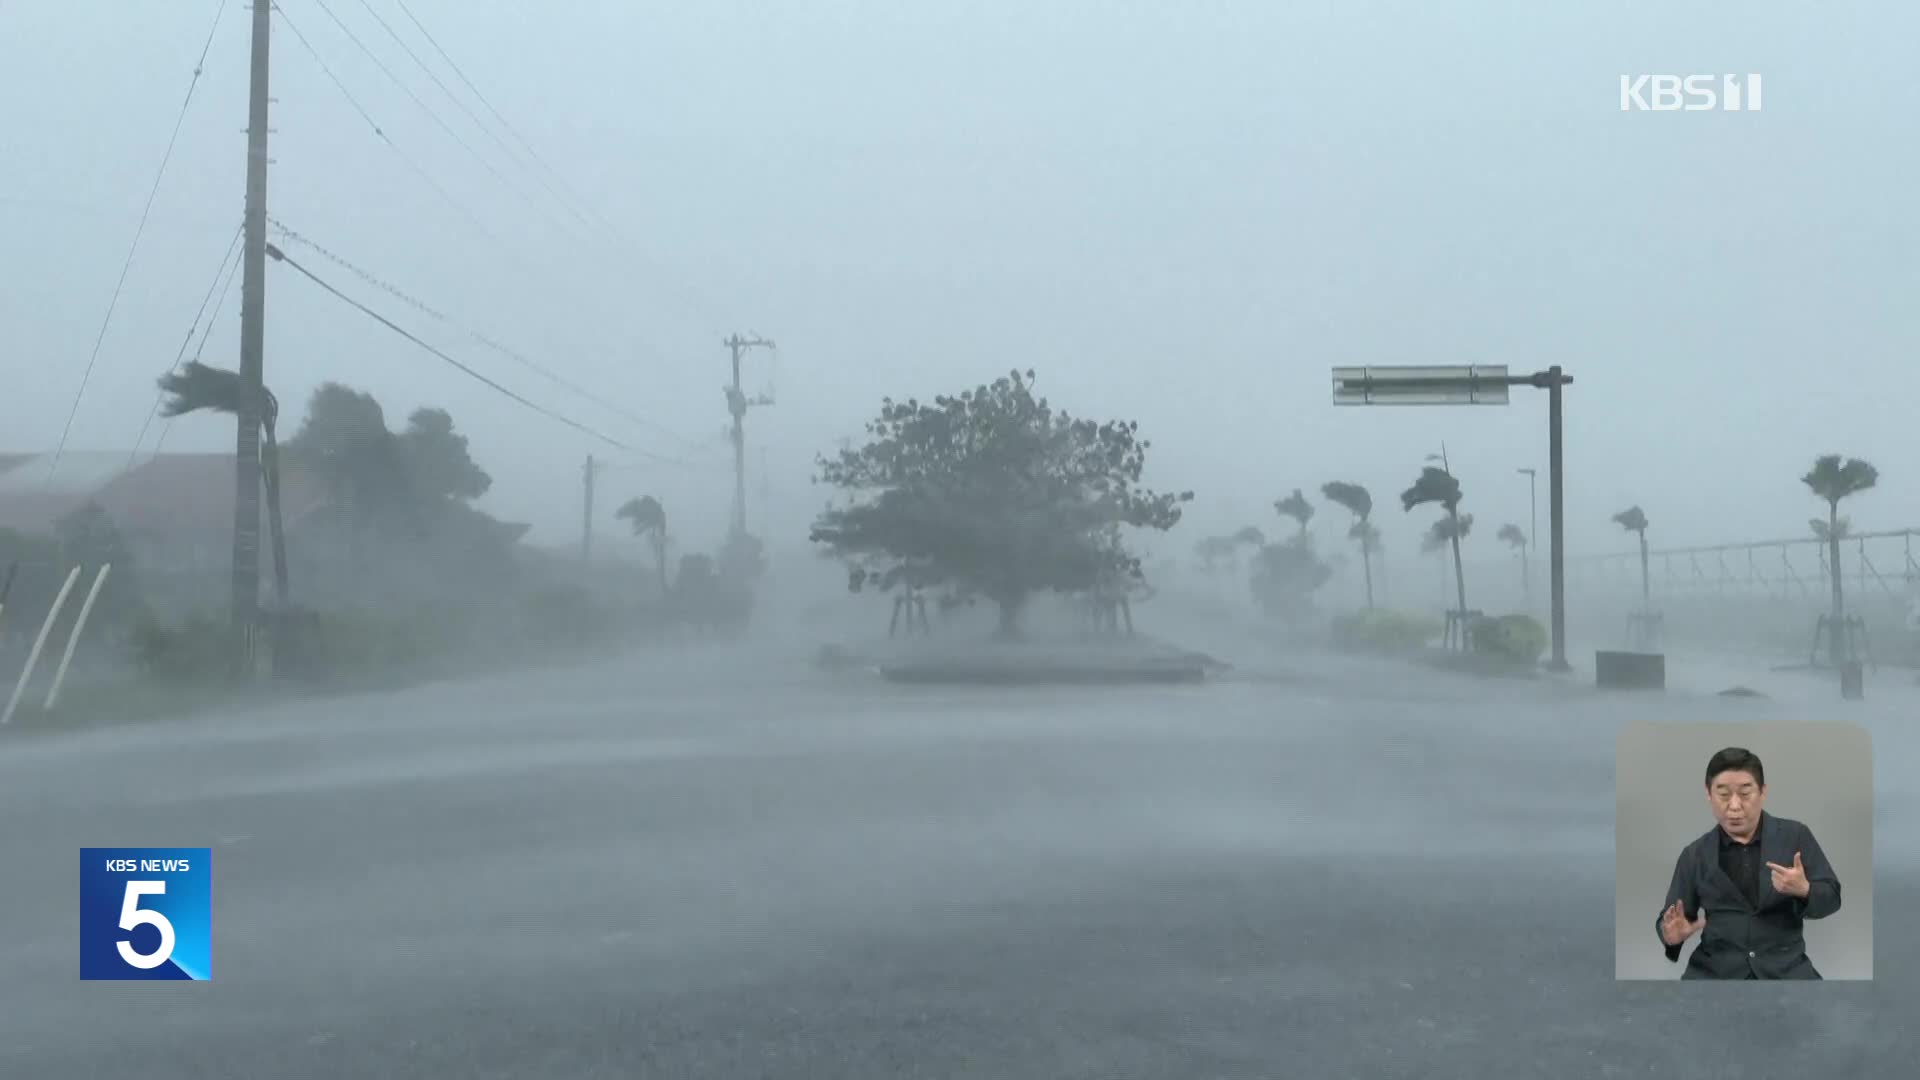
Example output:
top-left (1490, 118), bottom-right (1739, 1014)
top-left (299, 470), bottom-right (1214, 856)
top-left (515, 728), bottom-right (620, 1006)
top-left (1828, 501), bottom-right (1845, 665)
top-left (261, 419), bottom-right (289, 607)
top-left (994, 597), bottom-right (1024, 640)
top-left (1448, 509), bottom-right (1468, 619)
top-left (1360, 531), bottom-right (1375, 609)
top-left (1638, 531), bottom-right (1649, 606)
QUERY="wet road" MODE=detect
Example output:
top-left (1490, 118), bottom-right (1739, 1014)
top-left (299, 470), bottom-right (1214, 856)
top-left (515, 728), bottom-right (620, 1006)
top-left (1, 633), bottom-right (1913, 1078)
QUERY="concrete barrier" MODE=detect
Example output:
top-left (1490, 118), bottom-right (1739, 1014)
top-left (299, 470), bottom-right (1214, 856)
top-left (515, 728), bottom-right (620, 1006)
top-left (1596, 650), bottom-right (1665, 690)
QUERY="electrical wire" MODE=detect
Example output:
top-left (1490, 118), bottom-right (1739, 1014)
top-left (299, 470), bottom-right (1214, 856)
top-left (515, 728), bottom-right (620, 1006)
top-left (354, 0), bottom-right (597, 236)
top-left (128, 219), bottom-right (245, 470)
top-left (150, 235), bottom-right (246, 460)
top-left (276, 2), bottom-right (512, 251)
top-left (45, 0), bottom-right (230, 487)
top-left (266, 242), bottom-right (658, 454)
top-left (266, 217), bottom-right (707, 453)
top-left (389, 0), bottom-right (729, 332)
top-left (308, 0), bottom-right (584, 243)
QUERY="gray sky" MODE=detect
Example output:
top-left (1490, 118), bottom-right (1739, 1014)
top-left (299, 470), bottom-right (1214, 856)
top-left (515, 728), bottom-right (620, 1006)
top-left (3, 0), bottom-right (1915, 560)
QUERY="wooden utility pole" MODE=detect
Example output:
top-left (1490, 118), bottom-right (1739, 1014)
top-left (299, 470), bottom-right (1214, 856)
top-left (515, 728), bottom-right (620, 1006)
top-left (231, 0), bottom-right (272, 676)
top-left (722, 334), bottom-right (775, 540)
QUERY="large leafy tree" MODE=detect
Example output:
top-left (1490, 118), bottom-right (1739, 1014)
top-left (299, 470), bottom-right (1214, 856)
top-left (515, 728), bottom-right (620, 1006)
top-left (399, 407), bottom-right (491, 506)
top-left (1321, 481), bottom-right (1376, 609)
top-left (1802, 454), bottom-right (1878, 665)
top-left (811, 369), bottom-right (1192, 638)
top-left (1403, 465), bottom-right (1469, 616)
top-left (284, 383), bottom-right (410, 534)
top-left (157, 361), bottom-right (289, 605)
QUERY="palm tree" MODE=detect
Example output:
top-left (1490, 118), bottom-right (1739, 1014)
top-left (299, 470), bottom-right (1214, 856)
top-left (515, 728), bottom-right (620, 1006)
top-left (1803, 454), bottom-right (1878, 665)
top-left (1498, 522), bottom-right (1529, 602)
top-left (1403, 465), bottom-right (1468, 617)
top-left (615, 496), bottom-right (669, 596)
top-left (1321, 481), bottom-right (1376, 608)
top-left (1275, 489), bottom-right (1314, 538)
top-left (157, 361), bottom-right (288, 606)
top-left (1612, 505), bottom-right (1650, 605)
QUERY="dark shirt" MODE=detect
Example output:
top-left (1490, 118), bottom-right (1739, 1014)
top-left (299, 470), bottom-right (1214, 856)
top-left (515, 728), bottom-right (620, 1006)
top-left (1717, 825), bottom-right (1766, 911)
top-left (1657, 811), bottom-right (1843, 980)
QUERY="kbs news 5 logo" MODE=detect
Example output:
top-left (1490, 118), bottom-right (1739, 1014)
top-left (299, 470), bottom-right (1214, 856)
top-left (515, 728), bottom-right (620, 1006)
top-left (79, 848), bottom-right (212, 980)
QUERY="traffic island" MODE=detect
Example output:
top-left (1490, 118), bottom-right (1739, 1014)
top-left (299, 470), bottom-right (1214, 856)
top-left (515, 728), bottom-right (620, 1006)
top-left (866, 635), bottom-right (1226, 686)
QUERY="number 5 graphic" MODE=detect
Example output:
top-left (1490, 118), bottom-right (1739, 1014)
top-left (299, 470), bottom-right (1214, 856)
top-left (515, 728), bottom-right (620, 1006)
top-left (116, 881), bottom-right (176, 970)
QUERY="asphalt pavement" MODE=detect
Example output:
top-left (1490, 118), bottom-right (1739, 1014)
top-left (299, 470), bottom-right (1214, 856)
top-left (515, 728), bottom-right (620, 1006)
top-left (1, 626), bottom-right (1913, 1078)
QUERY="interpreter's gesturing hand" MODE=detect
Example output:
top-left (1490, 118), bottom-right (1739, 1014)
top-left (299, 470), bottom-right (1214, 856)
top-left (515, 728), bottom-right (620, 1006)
top-left (1660, 900), bottom-right (1706, 947)
top-left (1766, 852), bottom-right (1812, 898)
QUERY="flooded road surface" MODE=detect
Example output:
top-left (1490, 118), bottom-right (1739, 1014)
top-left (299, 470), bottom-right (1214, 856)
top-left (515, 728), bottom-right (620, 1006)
top-left (1, 634), bottom-right (1912, 1078)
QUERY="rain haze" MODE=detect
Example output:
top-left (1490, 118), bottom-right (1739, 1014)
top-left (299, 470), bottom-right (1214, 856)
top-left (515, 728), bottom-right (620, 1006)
top-left (2, 0), bottom-right (1917, 1076)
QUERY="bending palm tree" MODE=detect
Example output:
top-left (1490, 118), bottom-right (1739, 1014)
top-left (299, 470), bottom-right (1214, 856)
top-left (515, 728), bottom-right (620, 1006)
top-left (157, 361), bottom-right (288, 605)
top-left (1802, 455), bottom-right (1878, 665)
top-left (1321, 481), bottom-right (1376, 608)
top-left (615, 495), bottom-right (669, 596)
top-left (1403, 466), bottom-right (1469, 619)
top-left (1611, 506), bottom-right (1650, 605)
top-left (1275, 489), bottom-right (1314, 539)
top-left (1498, 522), bottom-right (1529, 602)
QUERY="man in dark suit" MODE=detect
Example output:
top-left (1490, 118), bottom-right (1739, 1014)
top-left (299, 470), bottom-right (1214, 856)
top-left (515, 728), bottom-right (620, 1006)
top-left (1657, 747), bottom-right (1842, 979)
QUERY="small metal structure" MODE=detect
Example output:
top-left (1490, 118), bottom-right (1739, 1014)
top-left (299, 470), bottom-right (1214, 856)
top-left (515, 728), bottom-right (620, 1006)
top-left (1443, 608), bottom-right (1483, 651)
top-left (1809, 614), bottom-right (1872, 670)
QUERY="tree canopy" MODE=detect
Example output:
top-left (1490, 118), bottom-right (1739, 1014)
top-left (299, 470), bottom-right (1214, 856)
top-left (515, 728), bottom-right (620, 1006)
top-left (810, 369), bottom-right (1191, 631)
top-left (1612, 505), bottom-right (1648, 534)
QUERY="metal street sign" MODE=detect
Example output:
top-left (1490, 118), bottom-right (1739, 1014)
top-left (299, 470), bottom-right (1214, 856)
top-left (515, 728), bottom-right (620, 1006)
top-left (1331, 365), bottom-right (1512, 406)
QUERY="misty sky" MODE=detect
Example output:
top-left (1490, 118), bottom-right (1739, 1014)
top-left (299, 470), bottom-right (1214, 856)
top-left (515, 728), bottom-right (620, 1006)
top-left (3, 0), bottom-right (1915, 562)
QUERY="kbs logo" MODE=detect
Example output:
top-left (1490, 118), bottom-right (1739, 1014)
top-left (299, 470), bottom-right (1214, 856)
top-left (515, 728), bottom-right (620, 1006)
top-left (1620, 74), bottom-right (1763, 112)
top-left (79, 848), bottom-right (212, 980)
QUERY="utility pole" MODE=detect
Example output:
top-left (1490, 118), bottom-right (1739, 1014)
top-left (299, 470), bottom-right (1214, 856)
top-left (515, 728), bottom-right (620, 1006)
top-left (230, 0), bottom-right (272, 678)
top-left (723, 334), bottom-right (775, 541)
top-left (1546, 366), bottom-right (1568, 671)
top-left (581, 454), bottom-right (601, 564)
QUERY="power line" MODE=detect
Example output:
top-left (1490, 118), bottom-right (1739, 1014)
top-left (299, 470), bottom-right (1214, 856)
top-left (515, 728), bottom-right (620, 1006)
top-left (45, 0), bottom-right (230, 486)
top-left (266, 217), bottom-right (706, 453)
top-left (267, 241), bottom-right (647, 453)
top-left (352, 0), bottom-right (598, 237)
top-left (275, 2), bottom-right (512, 252)
top-left (128, 219), bottom-right (245, 470)
top-left (389, 0), bottom-right (728, 332)
top-left (150, 232), bottom-right (246, 461)
top-left (307, 0), bottom-right (583, 243)
top-left (393, 0), bottom-right (610, 234)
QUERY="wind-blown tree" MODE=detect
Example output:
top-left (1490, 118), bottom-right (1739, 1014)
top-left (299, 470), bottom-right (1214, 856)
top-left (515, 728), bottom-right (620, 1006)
top-left (616, 496), bottom-right (669, 595)
top-left (157, 361), bottom-right (289, 605)
top-left (1232, 525), bottom-right (1267, 549)
top-left (1275, 489), bottom-right (1314, 538)
top-left (1498, 522), bottom-right (1530, 602)
top-left (1803, 454), bottom-right (1878, 665)
top-left (811, 369), bottom-right (1193, 638)
top-left (1402, 466), bottom-right (1469, 616)
top-left (1250, 533), bottom-right (1333, 623)
top-left (1612, 506), bottom-right (1650, 605)
top-left (283, 383), bottom-right (410, 536)
top-left (1321, 481), bottom-right (1376, 608)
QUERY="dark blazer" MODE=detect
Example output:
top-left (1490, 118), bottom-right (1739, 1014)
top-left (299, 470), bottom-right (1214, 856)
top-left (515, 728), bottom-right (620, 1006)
top-left (1657, 812), bottom-right (1841, 979)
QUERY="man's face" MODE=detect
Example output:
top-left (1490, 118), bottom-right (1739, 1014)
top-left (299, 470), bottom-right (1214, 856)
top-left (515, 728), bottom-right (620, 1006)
top-left (1706, 769), bottom-right (1767, 839)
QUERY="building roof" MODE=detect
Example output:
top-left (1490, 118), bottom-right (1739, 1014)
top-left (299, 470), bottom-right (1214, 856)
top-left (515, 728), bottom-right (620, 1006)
top-left (0, 452), bottom-right (330, 541)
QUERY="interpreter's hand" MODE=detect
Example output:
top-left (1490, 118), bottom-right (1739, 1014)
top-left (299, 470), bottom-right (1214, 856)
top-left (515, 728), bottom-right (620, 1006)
top-left (1660, 900), bottom-right (1706, 947)
top-left (1766, 852), bottom-right (1812, 898)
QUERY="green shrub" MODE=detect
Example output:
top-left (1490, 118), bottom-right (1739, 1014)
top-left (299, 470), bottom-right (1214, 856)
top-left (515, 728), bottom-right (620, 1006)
top-left (1330, 609), bottom-right (1441, 653)
top-left (129, 611), bottom-right (231, 685)
top-left (1468, 613), bottom-right (1547, 666)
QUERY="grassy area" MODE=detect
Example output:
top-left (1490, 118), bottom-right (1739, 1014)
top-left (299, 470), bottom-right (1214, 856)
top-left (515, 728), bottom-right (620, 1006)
top-left (0, 594), bottom-right (670, 740)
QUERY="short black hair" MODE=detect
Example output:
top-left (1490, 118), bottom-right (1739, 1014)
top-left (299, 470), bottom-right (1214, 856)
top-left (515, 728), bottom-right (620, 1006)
top-left (1705, 747), bottom-right (1765, 789)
